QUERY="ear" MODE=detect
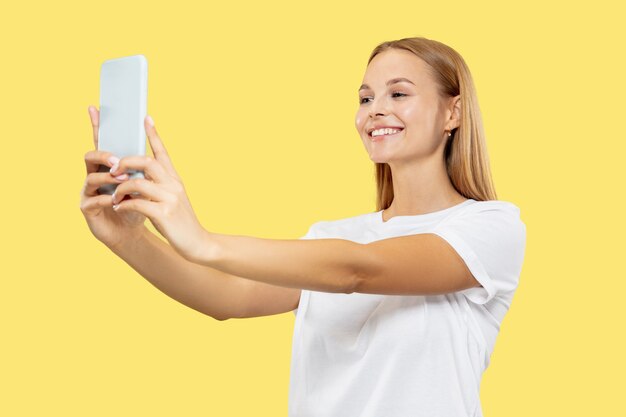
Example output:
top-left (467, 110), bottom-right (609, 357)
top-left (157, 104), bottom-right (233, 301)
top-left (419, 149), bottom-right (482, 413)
top-left (446, 94), bottom-right (461, 130)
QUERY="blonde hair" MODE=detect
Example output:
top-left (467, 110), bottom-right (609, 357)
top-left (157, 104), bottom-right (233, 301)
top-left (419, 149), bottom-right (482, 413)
top-left (367, 36), bottom-right (498, 211)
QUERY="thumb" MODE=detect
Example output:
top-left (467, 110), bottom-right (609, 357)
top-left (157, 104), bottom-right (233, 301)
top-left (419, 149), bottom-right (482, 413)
top-left (144, 115), bottom-right (181, 180)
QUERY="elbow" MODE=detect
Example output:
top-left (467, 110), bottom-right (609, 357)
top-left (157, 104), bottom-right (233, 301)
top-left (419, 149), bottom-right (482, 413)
top-left (345, 241), bottom-right (388, 294)
top-left (201, 309), bottom-right (230, 321)
top-left (342, 242), bottom-right (373, 294)
top-left (343, 271), bottom-right (366, 294)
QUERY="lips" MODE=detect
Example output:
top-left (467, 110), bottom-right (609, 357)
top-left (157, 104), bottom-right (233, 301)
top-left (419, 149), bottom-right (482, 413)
top-left (369, 128), bottom-right (404, 142)
top-left (367, 127), bottom-right (404, 137)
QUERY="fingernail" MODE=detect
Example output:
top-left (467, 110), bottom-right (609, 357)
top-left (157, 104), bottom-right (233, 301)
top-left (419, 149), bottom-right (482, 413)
top-left (108, 155), bottom-right (120, 165)
top-left (110, 162), bottom-right (119, 174)
top-left (146, 115), bottom-right (154, 127)
top-left (115, 173), bottom-right (129, 180)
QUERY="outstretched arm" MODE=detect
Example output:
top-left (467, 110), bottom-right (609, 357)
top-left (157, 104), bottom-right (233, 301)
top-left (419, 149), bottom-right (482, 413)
top-left (193, 233), bottom-right (365, 294)
top-left (191, 231), bottom-right (480, 296)
top-left (107, 115), bottom-right (479, 296)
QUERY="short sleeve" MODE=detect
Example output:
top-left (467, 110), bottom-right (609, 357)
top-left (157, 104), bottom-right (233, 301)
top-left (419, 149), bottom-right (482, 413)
top-left (292, 222), bottom-right (318, 316)
top-left (429, 202), bottom-right (527, 305)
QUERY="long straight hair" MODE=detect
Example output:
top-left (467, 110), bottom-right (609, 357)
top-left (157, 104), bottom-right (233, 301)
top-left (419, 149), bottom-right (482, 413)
top-left (367, 37), bottom-right (498, 211)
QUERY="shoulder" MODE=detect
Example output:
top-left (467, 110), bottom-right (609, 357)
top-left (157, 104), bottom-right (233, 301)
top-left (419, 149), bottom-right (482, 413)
top-left (463, 199), bottom-right (521, 215)
top-left (308, 211), bottom-right (375, 234)
top-left (433, 199), bottom-right (526, 248)
top-left (450, 199), bottom-right (524, 227)
top-left (434, 199), bottom-right (527, 253)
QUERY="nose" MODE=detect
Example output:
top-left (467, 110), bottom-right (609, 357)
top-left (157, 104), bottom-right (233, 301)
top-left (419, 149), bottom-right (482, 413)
top-left (368, 97), bottom-right (387, 118)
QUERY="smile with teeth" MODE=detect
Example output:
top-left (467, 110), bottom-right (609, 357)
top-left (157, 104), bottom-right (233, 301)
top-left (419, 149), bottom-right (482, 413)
top-left (370, 128), bottom-right (404, 138)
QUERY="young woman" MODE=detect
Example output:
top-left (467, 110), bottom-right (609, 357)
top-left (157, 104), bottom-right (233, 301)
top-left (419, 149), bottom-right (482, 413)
top-left (80, 36), bottom-right (527, 417)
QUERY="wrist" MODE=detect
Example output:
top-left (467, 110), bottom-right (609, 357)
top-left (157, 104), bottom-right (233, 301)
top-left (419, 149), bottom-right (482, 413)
top-left (186, 229), bottom-right (221, 266)
top-left (109, 226), bottom-right (151, 255)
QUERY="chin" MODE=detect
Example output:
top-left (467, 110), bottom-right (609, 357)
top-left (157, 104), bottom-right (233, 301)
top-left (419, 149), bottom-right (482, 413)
top-left (368, 152), bottom-right (394, 164)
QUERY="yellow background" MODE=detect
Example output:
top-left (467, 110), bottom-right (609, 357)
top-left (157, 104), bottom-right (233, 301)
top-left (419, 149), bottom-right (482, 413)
top-left (1, 0), bottom-right (624, 415)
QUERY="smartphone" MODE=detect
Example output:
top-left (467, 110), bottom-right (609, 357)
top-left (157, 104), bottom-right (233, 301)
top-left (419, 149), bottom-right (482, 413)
top-left (96, 54), bottom-right (148, 195)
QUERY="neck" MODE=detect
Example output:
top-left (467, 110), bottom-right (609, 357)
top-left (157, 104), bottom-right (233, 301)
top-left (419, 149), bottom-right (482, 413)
top-left (384, 157), bottom-right (466, 217)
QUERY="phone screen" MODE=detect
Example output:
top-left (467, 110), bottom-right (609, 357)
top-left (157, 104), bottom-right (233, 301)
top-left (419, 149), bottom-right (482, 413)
top-left (96, 55), bottom-right (148, 195)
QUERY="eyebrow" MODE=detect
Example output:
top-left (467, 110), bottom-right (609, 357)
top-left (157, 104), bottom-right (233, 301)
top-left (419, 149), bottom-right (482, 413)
top-left (358, 77), bottom-right (416, 92)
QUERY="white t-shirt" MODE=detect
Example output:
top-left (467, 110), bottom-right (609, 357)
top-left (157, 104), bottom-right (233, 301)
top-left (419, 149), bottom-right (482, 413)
top-left (289, 199), bottom-right (527, 417)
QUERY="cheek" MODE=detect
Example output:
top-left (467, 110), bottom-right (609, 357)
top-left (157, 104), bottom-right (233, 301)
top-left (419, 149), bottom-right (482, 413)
top-left (399, 104), bottom-right (421, 127)
top-left (355, 109), bottom-right (367, 131)
top-left (400, 102), bottom-right (435, 132)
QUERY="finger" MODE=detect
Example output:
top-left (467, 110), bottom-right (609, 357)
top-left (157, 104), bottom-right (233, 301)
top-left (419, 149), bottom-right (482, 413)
top-left (111, 177), bottom-right (166, 205)
top-left (80, 193), bottom-right (116, 215)
top-left (112, 197), bottom-right (159, 220)
top-left (83, 171), bottom-right (130, 197)
top-left (145, 115), bottom-right (181, 180)
top-left (110, 154), bottom-right (169, 183)
top-left (88, 105), bottom-right (100, 149)
top-left (84, 149), bottom-right (120, 175)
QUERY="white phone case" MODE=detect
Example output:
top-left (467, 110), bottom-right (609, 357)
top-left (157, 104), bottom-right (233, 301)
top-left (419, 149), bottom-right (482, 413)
top-left (97, 54), bottom-right (148, 195)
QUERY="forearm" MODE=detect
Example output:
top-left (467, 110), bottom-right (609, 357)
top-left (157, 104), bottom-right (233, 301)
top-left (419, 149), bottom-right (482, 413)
top-left (193, 231), bottom-right (366, 294)
top-left (109, 228), bottom-right (252, 320)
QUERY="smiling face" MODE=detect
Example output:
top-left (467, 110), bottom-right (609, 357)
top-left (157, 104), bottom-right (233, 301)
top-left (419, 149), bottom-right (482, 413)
top-left (355, 48), bottom-right (454, 165)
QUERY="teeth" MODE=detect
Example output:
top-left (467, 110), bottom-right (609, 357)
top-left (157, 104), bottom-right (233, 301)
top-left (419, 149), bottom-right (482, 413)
top-left (371, 128), bottom-right (402, 137)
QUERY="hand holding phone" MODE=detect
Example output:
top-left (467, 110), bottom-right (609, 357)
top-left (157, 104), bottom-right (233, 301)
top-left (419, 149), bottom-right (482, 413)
top-left (96, 54), bottom-right (148, 195)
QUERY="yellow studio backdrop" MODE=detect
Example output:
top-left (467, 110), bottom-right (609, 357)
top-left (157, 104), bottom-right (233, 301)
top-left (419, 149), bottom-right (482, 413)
top-left (1, 0), bottom-right (624, 415)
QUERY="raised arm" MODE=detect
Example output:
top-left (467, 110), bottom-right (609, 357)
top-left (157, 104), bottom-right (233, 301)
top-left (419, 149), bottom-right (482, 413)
top-left (110, 227), bottom-right (302, 321)
top-left (187, 231), bottom-right (480, 296)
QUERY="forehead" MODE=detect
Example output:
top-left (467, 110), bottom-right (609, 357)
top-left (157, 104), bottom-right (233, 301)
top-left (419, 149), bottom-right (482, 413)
top-left (361, 49), bottom-right (433, 88)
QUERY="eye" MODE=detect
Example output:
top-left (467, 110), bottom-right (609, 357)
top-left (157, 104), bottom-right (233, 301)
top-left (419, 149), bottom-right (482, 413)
top-left (359, 92), bottom-right (407, 105)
